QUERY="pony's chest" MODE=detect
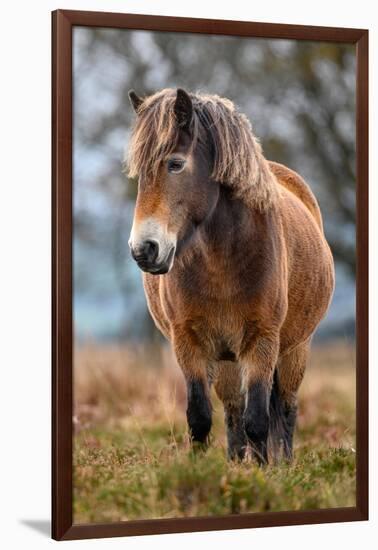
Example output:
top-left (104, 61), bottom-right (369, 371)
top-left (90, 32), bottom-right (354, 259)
top-left (157, 262), bottom-right (264, 358)
top-left (181, 304), bottom-right (249, 361)
top-left (177, 256), bottom-right (259, 304)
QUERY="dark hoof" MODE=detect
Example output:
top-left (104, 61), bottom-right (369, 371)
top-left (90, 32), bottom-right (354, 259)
top-left (227, 445), bottom-right (247, 462)
top-left (187, 413), bottom-right (212, 444)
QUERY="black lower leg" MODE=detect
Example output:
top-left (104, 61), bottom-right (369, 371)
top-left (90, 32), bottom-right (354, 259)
top-left (225, 402), bottom-right (247, 460)
top-left (186, 378), bottom-right (212, 444)
top-left (282, 402), bottom-right (297, 460)
top-left (244, 382), bottom-right (270, 464)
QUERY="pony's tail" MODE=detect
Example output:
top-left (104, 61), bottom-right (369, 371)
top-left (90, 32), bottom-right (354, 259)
top-left (268, 370), bottom-right (287, 462)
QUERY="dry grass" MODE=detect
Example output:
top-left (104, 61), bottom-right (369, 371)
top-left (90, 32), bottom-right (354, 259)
top-left (73, 340), bottom-right (356, 523)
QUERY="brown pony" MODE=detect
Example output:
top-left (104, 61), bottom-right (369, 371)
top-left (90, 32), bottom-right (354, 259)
top-left (126, 88), bottom-right (334, 464)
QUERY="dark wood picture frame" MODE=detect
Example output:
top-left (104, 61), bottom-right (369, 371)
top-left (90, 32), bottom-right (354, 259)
top-left (52, 9), bottom-right (369, 541)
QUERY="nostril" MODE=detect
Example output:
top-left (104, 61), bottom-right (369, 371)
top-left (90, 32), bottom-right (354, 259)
top-left (144, 240), bottom-right (159, 263)
top-left (131, 240), bottom-right (159, 264)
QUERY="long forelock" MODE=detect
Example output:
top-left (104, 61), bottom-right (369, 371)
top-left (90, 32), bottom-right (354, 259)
top-left (126, 89), bottom-right (181, 181)
top-left (126, 89), bottom-right (278, 210)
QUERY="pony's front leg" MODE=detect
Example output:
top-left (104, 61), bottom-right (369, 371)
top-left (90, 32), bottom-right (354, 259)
top-left (241, 334), bottom-right (279, 465)
top-left (214, 361), bottom-right (247, 460)
top-left (173, 333), bottom-right (212, 446)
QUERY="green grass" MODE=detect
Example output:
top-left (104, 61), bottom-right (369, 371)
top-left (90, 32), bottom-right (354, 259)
top-left (73, 342), bottom-right (356, 523)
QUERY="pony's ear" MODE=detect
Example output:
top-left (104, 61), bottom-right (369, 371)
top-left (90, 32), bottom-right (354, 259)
top-left (128, 90), bottom-right (143, 113)
top-left (174, 88), bottom-right (192, 129)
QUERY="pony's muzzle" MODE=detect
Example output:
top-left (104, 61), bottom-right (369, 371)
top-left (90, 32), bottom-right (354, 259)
top-left (130, 239), bottom-right (175, 275)
top-left (129, 217), bottom-right (177, 274)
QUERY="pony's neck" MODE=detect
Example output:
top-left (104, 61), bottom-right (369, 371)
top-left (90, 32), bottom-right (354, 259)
top-left (175, 184), bottom-right (277, 301)
top-left (173, 185), bottom-right (275, 300)
top-left (197, 185), bottom-right (265, 263)
top-left (176, 182), bottom-right (277, 278)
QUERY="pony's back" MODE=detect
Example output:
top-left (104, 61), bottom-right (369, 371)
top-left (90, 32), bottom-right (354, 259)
top-left (269, 161), bottom-right (324, 232)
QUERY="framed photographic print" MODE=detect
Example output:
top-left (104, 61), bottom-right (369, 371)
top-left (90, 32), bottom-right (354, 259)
top-left (52, 9), bottom-right (368, 541)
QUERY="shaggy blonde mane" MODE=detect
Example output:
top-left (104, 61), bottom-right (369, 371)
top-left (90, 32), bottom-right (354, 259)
top-left (126, 88), bottom-right (279, 210)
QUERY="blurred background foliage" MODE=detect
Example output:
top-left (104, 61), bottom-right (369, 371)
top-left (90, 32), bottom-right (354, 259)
top-left (73, 28), bottom-right (356, 343)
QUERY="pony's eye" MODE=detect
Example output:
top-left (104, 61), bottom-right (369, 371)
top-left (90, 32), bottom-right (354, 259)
top-left (167, 158), bottom-right (185, 173)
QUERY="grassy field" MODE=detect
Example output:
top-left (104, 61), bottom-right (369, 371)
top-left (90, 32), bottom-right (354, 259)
top-left (73, 341), bottom-right (356, 523)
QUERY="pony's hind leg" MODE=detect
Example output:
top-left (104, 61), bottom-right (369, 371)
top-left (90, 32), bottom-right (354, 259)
top-left (274, 340), bottom-right (309, 460)
top-left (214, 361), bottom-right (247, 460)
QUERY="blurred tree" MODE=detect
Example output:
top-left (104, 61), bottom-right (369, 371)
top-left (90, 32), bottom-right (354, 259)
top-left (73, 28), bottom-right (356, 341)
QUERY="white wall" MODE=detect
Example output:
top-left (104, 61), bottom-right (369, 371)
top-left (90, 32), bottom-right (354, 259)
top-left (1, 1), bottom-right (376, 548)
